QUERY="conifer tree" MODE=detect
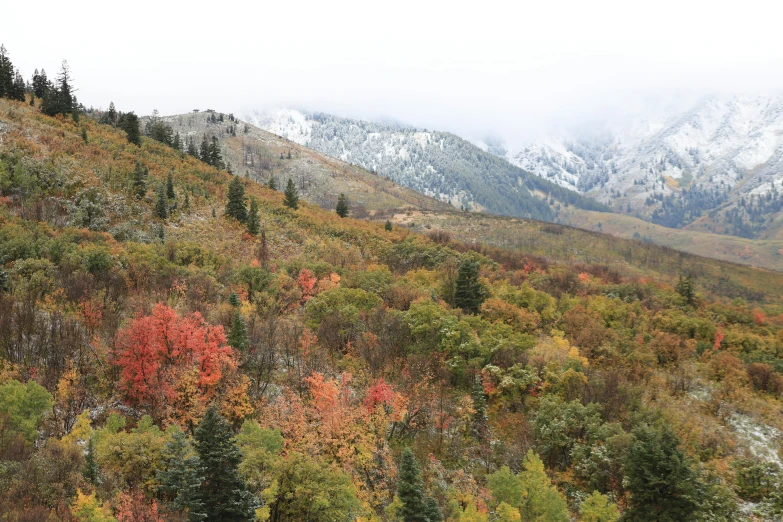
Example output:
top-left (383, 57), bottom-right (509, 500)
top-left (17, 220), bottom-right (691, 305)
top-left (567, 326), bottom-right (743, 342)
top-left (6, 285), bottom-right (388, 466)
top-left (193, 407), bottom-right (256, 521)
top-left (454, 258), bottom-right (487, 314)
top-left (32, 68), bottom-right (49, 99)
top-left (397, 448), bottom-right (442, 522)
top-left (0, 45), bottom-right (15, 99)
top-left (156, 185), bottom-right (168, 219)
top-left (199, 136), bottom-right (211, 164)
top-left (336, 193), bottom-right (349, 218)
top-left (675, 274), bottom-right (695, 306)
top-left (173, 131), bottom-right (181, 151)
top-left (119, 112), bottom-right (141, 145)
top-left (267, 175), bottom-right (277, 191)
top-left (225, 176), bottom-right (248, 223)
top-left (184, 191), bottom-right (190, 209)
top-left (623, 424), bottom-right (698, 521)
top-left (283, 178), bottom-right (299, 210)
top-left (187, 136), bottom-right (198, 157)
top-left (246, 198), bottom-right (260, 236)
top-left (81, 127), bottom-right (88, 144)
top-left (10, 69), bottom-right (26, 102)
top-left (209, 136), bottom-right (223, 169)
top-left (385, 220), bottom-right (393, 231)
top-left (228, 292), bottom-right (240, 308)
top-left (167, 172), bottom-right (175, 199)
top-left (106, 101), bottom-right (116, 126)
top-left (82, 436), bottom-right (99, 486)
top-left (132, 161), bottom-right (147, 199)
top-left (228, 312), bottom-right (249, 352)
top-left (42, 60), bottom-right (75, 116)
top-left (157, 427), bottom-right (205, 520)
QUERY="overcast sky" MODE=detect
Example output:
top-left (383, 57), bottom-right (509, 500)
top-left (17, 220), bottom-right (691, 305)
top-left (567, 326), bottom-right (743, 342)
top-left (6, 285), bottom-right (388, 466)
top-left (4, 0), bottom-right (783, 144)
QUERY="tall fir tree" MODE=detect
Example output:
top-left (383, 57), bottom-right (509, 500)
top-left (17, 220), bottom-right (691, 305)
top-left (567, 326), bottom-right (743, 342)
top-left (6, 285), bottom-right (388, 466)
top-left (246, 198), bottom-right (260, 236)
top-left (336, 193), bottom-right (349, 217)
top-left (199, 135), bottom-right (211, 164)
top-left (166, 172), bottom-right (175, 199)
top-left (0, 45), bottom-right (14, 99)
top-left (225, 176), bottom-right (248, 223)
top-left (42, 60), bottom-right (75, 116)
top-left (157, 427), bottom-right (206, 521)
top-left (267, 175), bottom-right (277, 191)
top-left (106, 101), bottom-right (117, 126)
top-left (385, 220), bottom-right (393, 232)
top-left (193, 407), bottom-right (256, 521)
top-left (228, 312), bottom-right (249, 352)
top-left (187, 136), bottom-right (198, 157)
top-left (82, 436), bottom-right (99, 486)
top-left (156, 185), bottom-right (168, 219)
top-left (119, 112), bottom-right (141, 145)
top-left (132, 161), bottom-right (147, 199)
top-left (397, 448), bottom-right (442, 522)
top-left (209, 136), bottom-right (223, 169)
top-left (283, 178), bottom-right (299, 210)
top-left (454, 258), bottom-right (487, 314)
top-left (623, 424), bottom-right (698, 522)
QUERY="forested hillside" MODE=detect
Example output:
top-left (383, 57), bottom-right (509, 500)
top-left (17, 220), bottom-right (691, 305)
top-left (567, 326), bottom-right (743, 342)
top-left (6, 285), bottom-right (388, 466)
top-left (1, 52), bottom-right (783, 522)
top-left (247, 109), bottom-right (610, 220)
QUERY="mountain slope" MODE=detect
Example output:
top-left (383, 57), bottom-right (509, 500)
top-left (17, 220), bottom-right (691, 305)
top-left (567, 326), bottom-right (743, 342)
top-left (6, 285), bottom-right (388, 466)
top-left (148, 111), bottom-right (453, 215)
top-left (245, 109), bottom-right (610, 220)
top-left (509, 94), bottom-right (783, 239)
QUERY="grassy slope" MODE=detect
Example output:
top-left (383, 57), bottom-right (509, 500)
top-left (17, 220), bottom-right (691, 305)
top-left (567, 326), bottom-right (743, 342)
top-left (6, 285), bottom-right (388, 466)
top-left (388, 209), bottom-right (783, 306)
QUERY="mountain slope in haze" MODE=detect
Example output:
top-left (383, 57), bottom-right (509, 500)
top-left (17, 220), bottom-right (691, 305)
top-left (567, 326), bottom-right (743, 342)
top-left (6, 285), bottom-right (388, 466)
top-left (145, 111), bottom-right (453, 216)
top-left (245, 109), bottom-right (610, 221)
top-left (509, 94), bottom-right (783, 239)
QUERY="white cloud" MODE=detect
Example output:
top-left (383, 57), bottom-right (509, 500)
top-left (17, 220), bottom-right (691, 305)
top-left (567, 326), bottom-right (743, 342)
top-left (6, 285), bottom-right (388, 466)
top-left (3, 0), bottom-right (783, 144)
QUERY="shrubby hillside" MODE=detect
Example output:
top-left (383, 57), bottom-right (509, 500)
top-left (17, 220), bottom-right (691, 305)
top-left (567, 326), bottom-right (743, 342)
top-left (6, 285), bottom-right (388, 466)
top-left (1, 55), bottom-right (783, 521)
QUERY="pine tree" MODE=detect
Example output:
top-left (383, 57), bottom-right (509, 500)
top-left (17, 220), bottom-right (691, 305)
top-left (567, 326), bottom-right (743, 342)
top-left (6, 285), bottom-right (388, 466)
top-left (228, 292), bottom-right (240, 308)
top-left (199, 136), bottom-right (211, 164)
top-left (228, 312), bottom-right (249, 352)
top-left (156, 185), bottom-right (168, 219)
top-left (336, 193), bottom-right (349, 218)
top-left (385, 220), bottom-right (393, 232)
top-left (209, 136), bottom-right (223, 169)
top-left (397, 448), bottom-right (442, 522)
top-left (157, 427), bottom-right (205, 521)
top-left (267, 175), bottom-right (277, 191)
top-left (454, 259), bottom-right (487, 314)
top-left (187, 136), bottom-right (198, 157)
top-left (173, 131), bottom-right (182, 152)
top-left (158, 223), bottom-right (165, 240)
top-left (132, 161), bottom-right (147, 199)
top-left (167, 172), bottom-right (175, 199)
top-left (471, 378), bottom-right (489, 442)
top-left (82, 436), bottom-right (99, 486)
top-left (81, 127), bottom-right (88, 144)
top-left (675, 274), bottom-right (695, 306)
top-left (32, 68), bottom-right (49, 99)
top-left (283, 178), bottom-right (299, 210)
top-left (225, 177), bottom-right (248, 223)
top-left (10, 69), bottom-right (26, 102)
top-left (0, 45), bottom-right (15, 99)
top-left (623, 424), bottom-right (698, 521)
top-left (193, 407), bottom-right (256, 521)
top-left (119, 112), bottom-right (141, 146)
top-left (246, 198), bottom-right (260, 236)
top-left (106, 101), bottom-right (116, 126)
top-left (184, 191), bottom-right (190, 209)
top-left (41, 60), bottom-right (75, 117)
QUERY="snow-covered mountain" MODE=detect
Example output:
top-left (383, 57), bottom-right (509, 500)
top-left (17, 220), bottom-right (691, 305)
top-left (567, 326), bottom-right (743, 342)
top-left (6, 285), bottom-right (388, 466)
top-left (507, 95), bottom-right (783, 237)
top-left (245, 109), bottom-right (609, 222)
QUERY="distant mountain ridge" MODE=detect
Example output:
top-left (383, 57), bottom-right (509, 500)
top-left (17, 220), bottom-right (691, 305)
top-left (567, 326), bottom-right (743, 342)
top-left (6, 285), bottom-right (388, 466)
top-left (507, 94), bottom-right (783, 239)
top-left (245, 109), bottom-right (609, 222)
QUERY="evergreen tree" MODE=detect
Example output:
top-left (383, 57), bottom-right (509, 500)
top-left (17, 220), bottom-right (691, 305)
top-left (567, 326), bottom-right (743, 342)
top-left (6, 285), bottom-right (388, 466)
top-left (397, 448), bottom-right (441, 522)
top-left (173, 131), bottom-right (182, 151)
top-left (0, 45), bottom-right (15, 99)
top-left (246, 198), bottom-right (260, 236)
top-left (228, 292), bottom-right (240, 308)
top-left (41, 60), bottom-right (75, 117)
top-left (675, 274), bottom-right (695, 306)
top-left (283, 178), bottom-right (299, 210)
top-left (184, 191), bottom-right (190, 209)
top-left (225, 176), bottom-right (248, 223)
top-left (454, 259), bottom-right (487, 314)
top-left (470, 378), bottom-right (489, 442)
top-left (157, 427), bottom-right (205, 521)
top-left (132, 161), bottom-right (147, 199)
top-left (385, 220), bottom-right (393, 231)
top-left (119, 112), bottom-right (141, 146)
top-left (10, 69), bottom-right (26, 102)
top-left (336, 193), bottom-right (349, 218)
top-left (193, 407), bottom-right (256, 521)
top-left (209, 136), bottom-right (223, 169)
top-left (622, 424), bottom-right (698, 522)
top-left (82, 436), bottom-right (99, 486)
top-left (166, 172), bottom-right (175, 199)
top-left (158, 223), bottom-right (165, 240)
top-left (81, 127), bottom-right (88, 144)
top-left (199, 135), bottom-right (211, 164)
top-left (267, 175), bottom-right (277, 191)
top-left (32, 68), bottom-right (49, 99)
top-left (105, 101), bottom-right (116, 126)
top-left (146, 110), bottom-right (174, 146)
top-left (156, 185), bottom-right (168, 219)
top-left (228, 312), bottom-right (249, 352)
top-left (187, 136), bottom-right (198, 157)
